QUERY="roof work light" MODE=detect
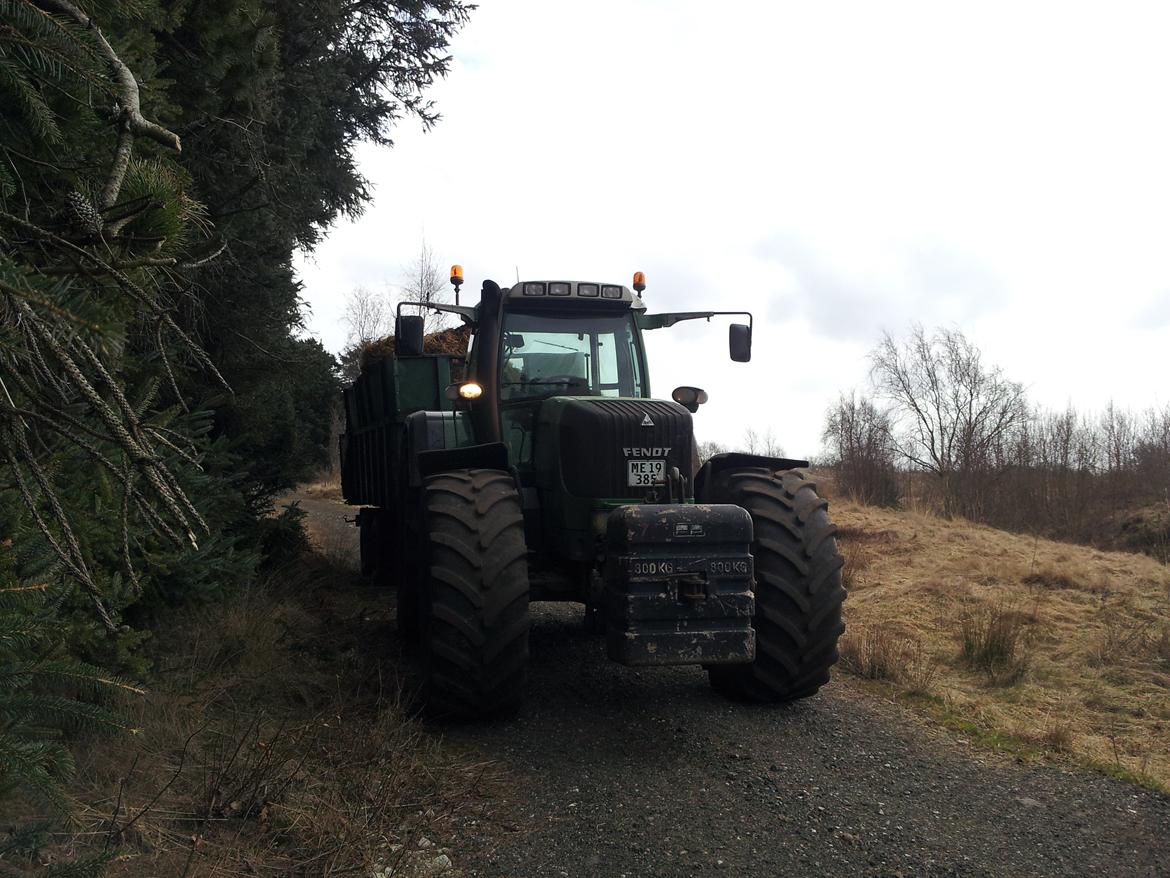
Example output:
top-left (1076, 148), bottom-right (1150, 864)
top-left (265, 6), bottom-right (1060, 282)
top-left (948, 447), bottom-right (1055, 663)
top-left (450, 264), bottom-right (464, 304)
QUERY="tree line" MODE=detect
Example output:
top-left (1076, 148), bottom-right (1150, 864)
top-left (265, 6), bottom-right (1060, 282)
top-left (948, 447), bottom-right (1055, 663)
top-left (822, 324), bottom-right (1170, 558)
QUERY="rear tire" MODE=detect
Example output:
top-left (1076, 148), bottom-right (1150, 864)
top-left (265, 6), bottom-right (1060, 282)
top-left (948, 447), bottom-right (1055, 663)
top-left (702, 468), bottom-right (846, 702)
top-left (419, 468), bottom-right (530, 718)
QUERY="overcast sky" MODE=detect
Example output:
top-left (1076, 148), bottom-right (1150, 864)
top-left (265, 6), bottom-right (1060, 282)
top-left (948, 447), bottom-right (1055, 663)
top-left (296, 0), bottom-right (1170, 457)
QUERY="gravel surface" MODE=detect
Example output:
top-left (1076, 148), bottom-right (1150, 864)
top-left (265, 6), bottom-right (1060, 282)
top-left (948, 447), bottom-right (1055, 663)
top-left (444, 605), bottom-right (1169, 878)
top-left (290, 492), bottom-right (1170, 878)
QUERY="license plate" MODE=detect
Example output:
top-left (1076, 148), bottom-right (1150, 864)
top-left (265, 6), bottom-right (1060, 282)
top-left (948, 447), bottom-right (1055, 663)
top-left (627, 459), bottom-right (666, 486)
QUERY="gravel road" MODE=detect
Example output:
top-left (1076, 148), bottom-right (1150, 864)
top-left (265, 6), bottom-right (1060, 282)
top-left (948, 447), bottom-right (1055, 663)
top-left (287, 492), bottom-right (1170, 878)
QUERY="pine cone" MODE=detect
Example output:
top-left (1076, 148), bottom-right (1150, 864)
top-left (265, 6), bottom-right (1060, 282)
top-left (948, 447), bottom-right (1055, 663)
top-left (64, 190), bottom-right (104, 236)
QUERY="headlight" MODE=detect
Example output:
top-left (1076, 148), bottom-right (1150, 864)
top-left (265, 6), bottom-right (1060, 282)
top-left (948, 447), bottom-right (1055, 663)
top-left (524, 282), bottom-right (546, 296)
top-left (446, 381), bottom-right (484, 401)
top-left (601, 285), bottom-right (623, 299)
top-left (549, 282), bottom-right (571, 296)
top-left (577, 283), bottom-right (599, 297)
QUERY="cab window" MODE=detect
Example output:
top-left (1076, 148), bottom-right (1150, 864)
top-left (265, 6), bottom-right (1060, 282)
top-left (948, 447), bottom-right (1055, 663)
top-left (499, 312), bottom-right (644, 401)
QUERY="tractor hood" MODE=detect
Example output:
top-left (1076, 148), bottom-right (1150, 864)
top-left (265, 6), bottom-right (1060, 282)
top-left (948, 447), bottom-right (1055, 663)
top-left (534, 397), bottom-right (695, 500)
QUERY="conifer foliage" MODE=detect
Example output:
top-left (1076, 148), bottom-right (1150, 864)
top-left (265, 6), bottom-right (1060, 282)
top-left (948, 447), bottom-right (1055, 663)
top-left (0, 0), bottom-right (471, 862)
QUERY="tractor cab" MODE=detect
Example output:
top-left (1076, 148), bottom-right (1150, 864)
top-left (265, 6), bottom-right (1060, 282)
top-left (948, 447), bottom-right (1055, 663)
top-left (493, 283), bottom-right (650, 476)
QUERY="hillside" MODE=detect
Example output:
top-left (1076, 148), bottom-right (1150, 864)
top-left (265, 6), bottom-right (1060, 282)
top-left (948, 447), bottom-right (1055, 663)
top-left (833, 498), bottom-right (1170, 787)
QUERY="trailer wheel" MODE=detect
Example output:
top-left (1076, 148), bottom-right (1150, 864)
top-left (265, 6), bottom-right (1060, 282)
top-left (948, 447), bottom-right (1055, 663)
top-left (701, 468), bottom-right (846, 702)
top-left (419, 468), bottom-right (530, 718)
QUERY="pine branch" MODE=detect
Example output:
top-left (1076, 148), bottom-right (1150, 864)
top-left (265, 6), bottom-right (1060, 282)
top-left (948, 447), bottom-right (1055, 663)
top-left (30, 0), bottom-right (181, 210)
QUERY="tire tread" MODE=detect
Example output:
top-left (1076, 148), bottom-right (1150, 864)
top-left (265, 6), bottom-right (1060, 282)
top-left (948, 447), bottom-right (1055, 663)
top-left (421, 468), bottom-right (530, 718)
top-left (704, 467), bottom-right (846, 702)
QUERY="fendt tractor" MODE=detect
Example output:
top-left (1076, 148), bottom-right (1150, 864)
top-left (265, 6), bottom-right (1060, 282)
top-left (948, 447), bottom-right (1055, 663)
top-left (340, 270), bottom-right (846, 718)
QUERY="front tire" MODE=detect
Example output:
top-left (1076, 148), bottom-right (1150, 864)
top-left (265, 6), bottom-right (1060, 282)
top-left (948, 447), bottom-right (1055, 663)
top-left (419, 468), bottom-right (530, 718)
top-left (702, 468), bottom-right (846, 701)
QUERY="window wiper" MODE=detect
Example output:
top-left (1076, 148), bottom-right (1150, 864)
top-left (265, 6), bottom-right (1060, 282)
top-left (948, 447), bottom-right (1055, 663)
top-left (529, 339), bottom-right (579, 353)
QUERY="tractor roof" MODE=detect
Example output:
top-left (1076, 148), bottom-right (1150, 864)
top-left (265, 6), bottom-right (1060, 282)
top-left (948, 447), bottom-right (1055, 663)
top-left (504, 280), bottom-right (646, 310)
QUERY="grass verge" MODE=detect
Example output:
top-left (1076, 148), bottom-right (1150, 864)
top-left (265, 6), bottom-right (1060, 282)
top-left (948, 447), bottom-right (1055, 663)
top-left (6, 553), bottom-right (493, 876)
top-left (834, 500), bottom-right (1170, 790)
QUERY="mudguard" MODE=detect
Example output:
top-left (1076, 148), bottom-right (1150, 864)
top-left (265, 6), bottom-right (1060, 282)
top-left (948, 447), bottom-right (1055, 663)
top-left (416, 442), bottom-right (510, 482)
top-left (693, 452), bottom-right (808, 501)
top-left (405, 409), bottom-right (509, 485)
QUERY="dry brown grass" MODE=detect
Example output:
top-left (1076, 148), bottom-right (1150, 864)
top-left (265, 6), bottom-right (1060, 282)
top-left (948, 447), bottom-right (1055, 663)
top-left (299, 473), bottom-right (343, 501)
top-left (39, 559), bottom-right (494, 876)
top-left (834, 499), bottom-right (1170, 787)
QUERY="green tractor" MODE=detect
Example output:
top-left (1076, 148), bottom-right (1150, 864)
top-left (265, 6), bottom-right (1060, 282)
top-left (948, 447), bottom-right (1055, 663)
top-left (341, 271), bottom-right (845, 718)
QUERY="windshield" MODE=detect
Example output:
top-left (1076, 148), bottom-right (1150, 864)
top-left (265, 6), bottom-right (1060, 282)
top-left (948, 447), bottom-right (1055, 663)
top-left (499, 311), bottom-right (645, 401)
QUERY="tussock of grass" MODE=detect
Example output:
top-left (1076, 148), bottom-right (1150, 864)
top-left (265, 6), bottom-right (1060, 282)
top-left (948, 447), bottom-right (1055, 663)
top-left (840, 626), bottom-right (902, 680)
top-left (834, 499), bottom-right (1170, 788)
top-left (958, 603), bottom-right (1030, 685)
top-left (1040, 720), bottom-right (1075, 753)
top-left (1021, 568), bottom-right (1082, 591)
top-left (839, 626), bottom-right (938, 693)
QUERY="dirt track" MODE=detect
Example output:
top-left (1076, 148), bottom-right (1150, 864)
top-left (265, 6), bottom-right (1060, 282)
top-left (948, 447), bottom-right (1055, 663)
top-left (287, 492), bottom-right (1170, 878)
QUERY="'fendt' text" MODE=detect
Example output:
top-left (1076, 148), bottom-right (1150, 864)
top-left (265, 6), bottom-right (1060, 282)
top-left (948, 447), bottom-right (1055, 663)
top-left (623, 447), bottom-right (671, 458)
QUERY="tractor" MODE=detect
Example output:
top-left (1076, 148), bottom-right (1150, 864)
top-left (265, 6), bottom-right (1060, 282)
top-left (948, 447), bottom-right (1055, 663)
top-left (340, 270), bottom-right (846, 718)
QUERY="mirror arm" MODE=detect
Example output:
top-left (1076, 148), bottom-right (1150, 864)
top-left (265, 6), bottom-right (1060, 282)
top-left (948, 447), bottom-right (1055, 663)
top-left (638, 310), bottom-right (753, 333)
top-left (396, 300), bottom-right (478, 326)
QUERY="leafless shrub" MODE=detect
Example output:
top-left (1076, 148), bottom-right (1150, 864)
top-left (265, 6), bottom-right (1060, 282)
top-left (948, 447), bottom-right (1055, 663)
top-left (901, 640), bottom-right (940, 695)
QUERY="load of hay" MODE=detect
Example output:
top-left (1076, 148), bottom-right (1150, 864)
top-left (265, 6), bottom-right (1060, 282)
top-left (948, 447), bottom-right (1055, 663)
top-left (358, 323), bottom-right (473, 378)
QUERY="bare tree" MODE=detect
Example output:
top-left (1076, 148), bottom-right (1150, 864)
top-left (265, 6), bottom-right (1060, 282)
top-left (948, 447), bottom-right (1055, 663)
top-left (822, 391), bottom-right (900, 506)
top-left (741, 426), bottom-right (784, 457)
top-left (870, 324), bottom-right (1027, 514)
top-left (343, 285), bottom-right (391, 348)
top-left (402, 239), bottom-right (448, 334)
top-left (696, 438), bottom-right (728, 464)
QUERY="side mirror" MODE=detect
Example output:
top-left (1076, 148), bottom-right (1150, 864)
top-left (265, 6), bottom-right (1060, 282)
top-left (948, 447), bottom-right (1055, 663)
top-left (729, 323), bottom-right (751, 362)
top-left (671, 386), bottom-right (709, 414)
top-left (395, 315), bottom-right (424, 356)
